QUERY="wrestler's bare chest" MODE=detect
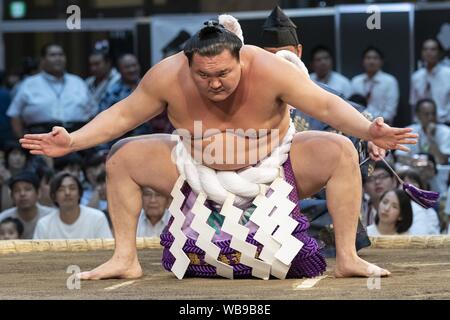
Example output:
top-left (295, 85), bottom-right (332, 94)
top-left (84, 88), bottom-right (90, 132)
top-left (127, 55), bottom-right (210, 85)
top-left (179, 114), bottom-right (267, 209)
top-left (166, 75), bottom-right (290, 170)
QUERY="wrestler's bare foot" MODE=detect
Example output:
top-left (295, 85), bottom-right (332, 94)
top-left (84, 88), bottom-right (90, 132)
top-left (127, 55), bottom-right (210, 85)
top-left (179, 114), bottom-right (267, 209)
top-left (78, 255), bottom-right (143, 280)
top-left (334, 254), bottom-right (391, 278)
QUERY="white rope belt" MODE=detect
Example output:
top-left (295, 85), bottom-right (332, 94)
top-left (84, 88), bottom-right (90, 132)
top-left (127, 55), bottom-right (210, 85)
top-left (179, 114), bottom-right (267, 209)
top-left (173, 121), bottom-right (296, 208)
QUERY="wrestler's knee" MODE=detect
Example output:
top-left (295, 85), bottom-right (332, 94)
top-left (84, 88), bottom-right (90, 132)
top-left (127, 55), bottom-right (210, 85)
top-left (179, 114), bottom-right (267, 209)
top-left (107, 134), bottom-right (174, 159)
top-left (332, 134), bottom-right (359, 163)
top-left (292, 131), bottom-right (358, 168)
top-left (105, 137), bottom-right (144, 172)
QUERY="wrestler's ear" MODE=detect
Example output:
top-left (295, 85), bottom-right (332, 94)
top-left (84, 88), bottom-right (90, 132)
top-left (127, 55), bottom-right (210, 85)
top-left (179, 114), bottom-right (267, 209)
top-left (297, 44), bottom-right (303, 58)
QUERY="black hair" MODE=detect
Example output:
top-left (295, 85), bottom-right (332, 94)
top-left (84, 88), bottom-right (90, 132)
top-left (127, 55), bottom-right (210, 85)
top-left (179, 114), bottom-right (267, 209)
top-left (8, 170), bottom-right (40, 191)
top-left (448, 170), bottom-right (450, 188)
top-left (84, 152), bottom-right (105, 169)
top-left (116, 53), bottom-right (137, 67)
top-left (36, 165), bottom-right (55, 184)
top-left (398, 169), bottom-right (426, 190)
top-left (183, 20), bottom-right (243, 66)
top-left (81, 152), bottom-right (105, 180)
top-left (21, 57), bottom-right (39, 77)
top-left (417, 152), bottom-right (438, 174)
top-left (0, 217), bottom-right (24, 237)
top-left (422, 37), bottom-right (445, 53)
top-left (40, 43), bottom-right (64, 58)
top-left (90, 49), bottom-right (112, 64)
top-left (310, 45), bottom-right (333, 60)
top-left (414, 98), bottom-right (437, 115)
top-left (50, 172), bottom-right (84, 207)
top-left (374, 161), bottom-right (395, 177)
top-left (348, 94), bottom-right (367, 108)
top-left (362, 160), bottom-right (396, 185)
top-left (362, 46), bottom-right (384, 60)
top-left (4, 140), bottom-right (29, 170)
top-left (96, 171), bottom-right (106, 184)
top-left (53, 153), bottom-right (84, 172)
top-left (375, 189), bottom-right (413, 234)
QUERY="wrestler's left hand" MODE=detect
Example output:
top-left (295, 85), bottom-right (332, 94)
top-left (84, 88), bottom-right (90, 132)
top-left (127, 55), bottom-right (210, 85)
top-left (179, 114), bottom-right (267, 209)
top-left (19, 126), bottom-right (73, 158)
top-left (367, 141), bottom-right (386, 161)
top-left (368, 117), bottom-right (418, 153)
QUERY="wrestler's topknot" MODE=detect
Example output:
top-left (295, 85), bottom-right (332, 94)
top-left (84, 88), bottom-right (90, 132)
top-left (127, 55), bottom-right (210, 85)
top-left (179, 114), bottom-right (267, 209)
top-left (184, 19), bottom-right (243, 65)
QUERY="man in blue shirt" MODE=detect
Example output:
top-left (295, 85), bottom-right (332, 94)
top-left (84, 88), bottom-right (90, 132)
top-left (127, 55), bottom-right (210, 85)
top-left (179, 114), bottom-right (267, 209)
top-left (98, 53), bottom-right (151, 150)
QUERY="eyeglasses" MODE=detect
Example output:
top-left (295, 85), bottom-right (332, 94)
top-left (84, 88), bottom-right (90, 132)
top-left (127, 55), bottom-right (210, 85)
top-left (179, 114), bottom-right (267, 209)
top-left (365, 172), bottom-right (391, 183)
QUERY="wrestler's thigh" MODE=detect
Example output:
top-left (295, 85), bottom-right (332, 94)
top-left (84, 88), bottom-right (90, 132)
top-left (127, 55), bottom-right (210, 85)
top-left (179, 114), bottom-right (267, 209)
top-left (106, 134), bottom-right (179, 197)
top-left (289, 131), bottom-right (356, 199)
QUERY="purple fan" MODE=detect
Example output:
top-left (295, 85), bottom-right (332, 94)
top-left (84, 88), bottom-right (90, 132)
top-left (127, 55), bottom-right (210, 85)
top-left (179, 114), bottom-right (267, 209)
top-left (360, 156), bottom-right (440, 209)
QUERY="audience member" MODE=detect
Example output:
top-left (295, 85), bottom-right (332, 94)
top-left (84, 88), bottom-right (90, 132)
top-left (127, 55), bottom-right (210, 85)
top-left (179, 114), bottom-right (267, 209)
top-left (0, 171), bottom-right (53, 238)
top-left (310, 45), bottom-right (352, 98)
top-left (136, 187), bottom-right (171, 237)
top-left (395, 99), bottom-right (449, 165)
top-left (351, 46), bottom-right (399, 124)
top-left (85, 48), bottom-right (120, 113)
top-left (98, 53), bottom-right (151, 149)
top-left (410, 38), bottom-right (450, 125)
top-left (366, 189), bottom-right (413, 236)
top-left (0, 217), bottom-right (24, 240)
top-left (398, 169), bottom-right (441, 235)
top-left (362, 161), bottom-right (398, 227)
top-left (33, 172), bottom-right (112, 239)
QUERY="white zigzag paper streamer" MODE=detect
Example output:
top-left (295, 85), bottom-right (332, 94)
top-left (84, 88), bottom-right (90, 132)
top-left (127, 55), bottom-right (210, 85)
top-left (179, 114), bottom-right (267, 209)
top-left (250, 177), bottom-right (303, 279)
top-left (219, 193), bottom-right (271, 280)
top-left (268, 178), bottom-right (304, 265)
top-left (190, 192), bottom-right (234, 279)
top-left (167, 176), bottom-right (191, 279)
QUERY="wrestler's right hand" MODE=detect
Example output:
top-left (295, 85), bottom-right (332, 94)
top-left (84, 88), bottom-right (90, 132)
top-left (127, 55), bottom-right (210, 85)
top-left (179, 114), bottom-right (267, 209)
top-left (19, 126), bottom-right (73, 158)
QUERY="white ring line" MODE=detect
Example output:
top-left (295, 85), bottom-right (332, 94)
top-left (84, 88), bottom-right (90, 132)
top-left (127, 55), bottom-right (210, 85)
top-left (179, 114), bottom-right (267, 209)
top-left (294, 275), bottom-right (328, 290)
top-left (104, 280), bottom-right (137, 291)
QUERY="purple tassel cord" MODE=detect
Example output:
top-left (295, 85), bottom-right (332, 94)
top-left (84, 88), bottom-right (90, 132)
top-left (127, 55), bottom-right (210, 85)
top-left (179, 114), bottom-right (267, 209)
top-left (403, 183), bottom-right (439, 209)
top-left (360, 156), bottom-right (440, 209)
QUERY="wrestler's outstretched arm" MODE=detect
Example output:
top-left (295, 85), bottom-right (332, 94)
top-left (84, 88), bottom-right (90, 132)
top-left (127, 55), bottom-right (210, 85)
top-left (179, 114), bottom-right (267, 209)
top-left (264, 51), bottom-right (418, 152)
top-left (19, 61), bottom-right (170, 157)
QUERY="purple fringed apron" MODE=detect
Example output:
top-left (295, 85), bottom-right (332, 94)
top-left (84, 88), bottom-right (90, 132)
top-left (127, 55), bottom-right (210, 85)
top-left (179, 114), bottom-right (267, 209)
top-left (160, 155), bottom-right (327, 278)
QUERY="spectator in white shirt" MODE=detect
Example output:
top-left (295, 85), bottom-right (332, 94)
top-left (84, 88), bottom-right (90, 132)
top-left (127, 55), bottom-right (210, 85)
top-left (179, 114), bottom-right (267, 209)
top-left (366, 189), bottom-right (413, 236)
top-left (398, 170), bottom-right (441, 235)
top-left (395, 99), bottom-right (450, 165)
top-left (0, 171), bottom-right (53, 239)
top-left (351, 46), bottom-right (399, 124)
top-left (33, 172), bottom-right (112, 239)
top-left (136, 187), bottom-right (171, 238)
top-left (410, 38), bottom-right (450, 125)
top-left (310, 45), bottom-right (352, 98)
top-left (7, 43), bottom-right (91, 138)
